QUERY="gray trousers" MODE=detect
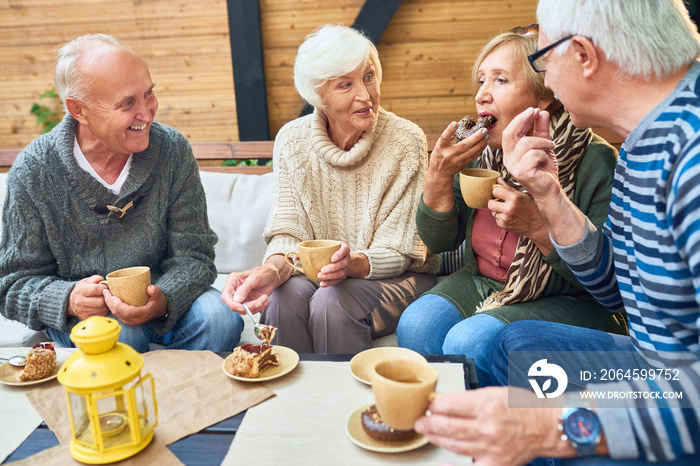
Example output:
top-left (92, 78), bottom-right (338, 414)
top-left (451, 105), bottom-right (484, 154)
top-left (259, 272), bottom-right (437, 354)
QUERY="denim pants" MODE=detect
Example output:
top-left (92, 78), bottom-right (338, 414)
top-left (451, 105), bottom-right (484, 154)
top-left (47, 287), bottom-right (244, 352)
top-left (489, 321), bottom-right (700, 466)
top-left (396, 293), bottom-right (505, 386)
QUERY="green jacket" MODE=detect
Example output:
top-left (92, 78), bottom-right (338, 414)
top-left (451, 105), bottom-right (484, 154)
top-left (416, 135), bottom-right (618, 323)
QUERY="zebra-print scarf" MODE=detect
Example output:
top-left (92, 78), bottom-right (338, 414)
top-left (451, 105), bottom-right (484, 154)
top-left (476, 107), bottom-right (592, 312)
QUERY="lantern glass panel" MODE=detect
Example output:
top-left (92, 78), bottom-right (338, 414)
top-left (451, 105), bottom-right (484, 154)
top-left (132, 374), bottom-right (157, 437)
top-left (95, 391), bottom-right (132, 448)
top-left (68, 392), bottom-right (91, 445)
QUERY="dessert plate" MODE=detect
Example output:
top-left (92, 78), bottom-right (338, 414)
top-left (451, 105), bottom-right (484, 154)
top-left (345, 403), bottom-right (429, 453)
top-left (349, 347), bottom-right (427, 385)
top-left (0, 352), bottom-right (66, 387)
top-left (222, 345), bottom-right (299, 382)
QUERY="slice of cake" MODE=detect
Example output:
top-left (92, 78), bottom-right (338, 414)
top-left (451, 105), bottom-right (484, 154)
top-left (257, 324), bottom-right (277, 344)
top-left (230, 343), bottom-right (279, 378)
top-left (19, 342), bottom-right (56, 381)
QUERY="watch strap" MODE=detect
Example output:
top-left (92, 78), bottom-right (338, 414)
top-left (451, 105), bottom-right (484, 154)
top-left (558, 392), bottom-right (601, 457)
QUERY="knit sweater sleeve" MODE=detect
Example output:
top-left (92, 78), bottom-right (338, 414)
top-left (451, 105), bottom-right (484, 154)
top-left (145, 130), bottom-right (218, 334)
top-left (543, 135), bottom-right (617, 291)
top-left (0, 158), bottom-right (78, 332)
top-left (416, 164), bottom-right (474, 256)
top-left (263, 129), bottom-right (317, 263)
top-left (355, 127), bottom-right (435, 278)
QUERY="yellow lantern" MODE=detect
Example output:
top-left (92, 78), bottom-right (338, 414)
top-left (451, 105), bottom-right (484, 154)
top-left (57, 316), bottom-right (158, 464)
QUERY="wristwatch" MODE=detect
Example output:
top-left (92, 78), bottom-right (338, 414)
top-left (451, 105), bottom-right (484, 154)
top-left (558, 393), bottom-right (602, 456)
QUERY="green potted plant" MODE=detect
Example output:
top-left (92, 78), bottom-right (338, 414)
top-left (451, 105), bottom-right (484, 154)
top-left (30, 88), bottom-right (62, 133)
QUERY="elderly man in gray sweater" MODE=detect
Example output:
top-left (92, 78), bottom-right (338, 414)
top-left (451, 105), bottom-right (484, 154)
top-left (0, 33), bottom-right (243, 352)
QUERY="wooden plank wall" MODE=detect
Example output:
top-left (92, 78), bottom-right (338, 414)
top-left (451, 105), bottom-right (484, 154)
top-left (1, 0), bottom-right (538, 150)
top-left (262, 0), bottom-right (538, 137)
top-left (0, 0), bottom-right (238, 148)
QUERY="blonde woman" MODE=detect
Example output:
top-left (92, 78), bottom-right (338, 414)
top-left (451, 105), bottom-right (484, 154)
top-left (396, 24), bottom-right (627, 386)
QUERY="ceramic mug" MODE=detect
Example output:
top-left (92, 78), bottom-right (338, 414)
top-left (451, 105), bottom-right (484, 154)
top-left (100, 266), bottom-right (151, 306)
top-left (459, 168), bottom-right (501, 209)
top-left (369, 358), bottom-right (439, 431)
top-left (285, 240), bottom-right (341, 281)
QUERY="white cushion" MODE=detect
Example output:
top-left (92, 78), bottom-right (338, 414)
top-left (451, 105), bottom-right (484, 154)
top-left (0, 172), bottom-right (7, 238)
top-left (0, 315), bottom-right (47, 347)
top-left (200, 171), bottom-right (276, 274)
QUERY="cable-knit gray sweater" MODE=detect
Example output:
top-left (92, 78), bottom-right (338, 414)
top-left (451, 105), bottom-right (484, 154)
top-left (0, 114), bottom-right (217, 336)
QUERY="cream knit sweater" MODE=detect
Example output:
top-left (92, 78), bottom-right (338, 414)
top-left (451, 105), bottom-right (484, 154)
top-left (263, 107), bottom-right (438, 279)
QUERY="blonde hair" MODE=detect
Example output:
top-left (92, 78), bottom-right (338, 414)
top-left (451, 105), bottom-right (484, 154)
top-left (471, 28), bottom-right (557, 108)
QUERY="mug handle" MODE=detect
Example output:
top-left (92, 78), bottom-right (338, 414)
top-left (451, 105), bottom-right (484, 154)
top-left (284, 251), bottom-right (305, 274)
top-left (99, 280), bottom-right (108, 286)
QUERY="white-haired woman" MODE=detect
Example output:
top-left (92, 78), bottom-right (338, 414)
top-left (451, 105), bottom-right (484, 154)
top-left (222, 24), bottom-right (438, 353)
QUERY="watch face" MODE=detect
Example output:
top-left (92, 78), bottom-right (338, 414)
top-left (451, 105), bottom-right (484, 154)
top-left (563, 409), bottom-right (601, 446)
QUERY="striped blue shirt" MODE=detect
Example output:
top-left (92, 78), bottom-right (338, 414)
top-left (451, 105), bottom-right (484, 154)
top-left (556, 61), bottom-right (700, 461)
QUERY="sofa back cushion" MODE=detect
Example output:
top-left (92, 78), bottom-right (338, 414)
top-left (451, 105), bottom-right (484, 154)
top-left (0, 172), bottom-right (6, 239)
top-left (199, 171), bottom-right (276, 274)
top-left (0, 171), bottom-right (275, 275)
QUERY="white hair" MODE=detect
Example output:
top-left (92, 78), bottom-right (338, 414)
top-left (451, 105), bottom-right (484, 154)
top-left (293, 24), bottom-right (382, 110)
top-left (537, 0), bottom-right (700, 80)
top-left (54, 33), bottom-right (126, 110)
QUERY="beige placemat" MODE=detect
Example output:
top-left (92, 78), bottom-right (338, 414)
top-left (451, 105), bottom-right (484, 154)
top-left (223, 360), bottom-right (471, 465)
top-left (25, 350), bottom-right (275, 461)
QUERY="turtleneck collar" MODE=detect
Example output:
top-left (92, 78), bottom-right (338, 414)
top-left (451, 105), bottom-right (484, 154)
top-left (310, 107), bottom-right (388, 167)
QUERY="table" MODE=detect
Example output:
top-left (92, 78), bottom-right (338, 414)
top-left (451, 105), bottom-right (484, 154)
top-left (3, 353), bottom-right (475, 465)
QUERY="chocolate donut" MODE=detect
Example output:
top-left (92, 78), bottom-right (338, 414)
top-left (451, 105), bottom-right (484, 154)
top-left (455, 114), bottom-right (496, 141)
top-left (360, 404), bottom-right (416, 442)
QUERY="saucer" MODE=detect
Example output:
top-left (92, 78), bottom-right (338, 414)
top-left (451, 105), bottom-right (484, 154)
top-left (349, 347), bottom-right (427, 385)
top-left (0, 352), bottom-right (66, 387)
top-left (345, 403), bottom-right (429, 453)
top-left (222, 345), bottom-right (299, 382)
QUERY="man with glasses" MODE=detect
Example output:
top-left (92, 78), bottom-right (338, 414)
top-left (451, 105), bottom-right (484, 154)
top-left (0, 34), bottom-right (244, 352)
top-left (415, 1), bottom-right (700, 464)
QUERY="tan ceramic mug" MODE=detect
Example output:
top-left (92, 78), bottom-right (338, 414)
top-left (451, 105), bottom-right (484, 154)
top-left (459, 168), bottom-right (501, 209)
top-left (369, 358), bottom-right (439, 431)
top-left (285, 240), bottom-right (341, 281)
top-left (99, 266), bottom-right (151, 306)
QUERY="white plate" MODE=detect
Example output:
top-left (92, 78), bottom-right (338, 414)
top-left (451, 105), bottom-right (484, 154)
top-left (222, 345), bottom-right (299, 382)
top-left (0, 352), bottom-right (66, 387)
top-left (349, 347), bottom-right (427, 385)
top-left (345, 403), bottom-right (429, 453)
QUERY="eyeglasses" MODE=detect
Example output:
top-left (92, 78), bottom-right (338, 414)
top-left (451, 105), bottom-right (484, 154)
top-left (508, 23), bottom-right (539, 36)
top-left (527, 34), bottom-right (575, 73)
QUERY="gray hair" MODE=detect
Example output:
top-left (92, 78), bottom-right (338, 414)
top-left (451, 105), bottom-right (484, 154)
top-left (54, 33), bottom-right (126, 110)
top-left (537, 0), bottom-right (700, 81)
top-left (293, 24), bottom-right (382, 110)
